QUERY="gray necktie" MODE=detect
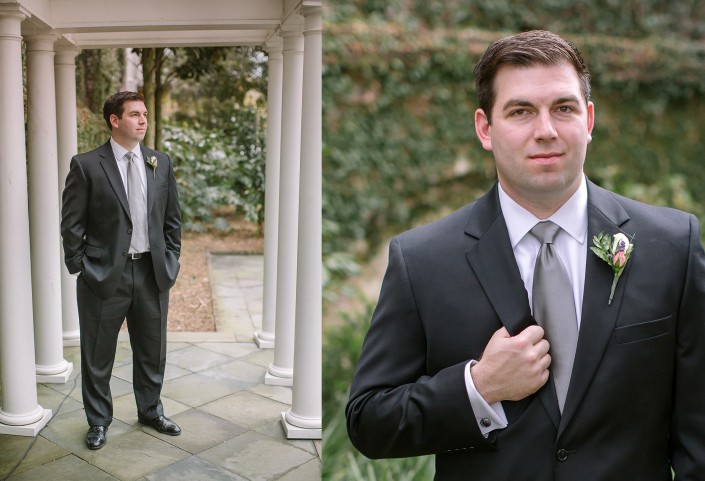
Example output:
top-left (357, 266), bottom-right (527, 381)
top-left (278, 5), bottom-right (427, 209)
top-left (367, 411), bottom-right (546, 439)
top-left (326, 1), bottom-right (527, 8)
top-left (530, 221), bottom-right (578, 412)
top-left (127, 152), bottom-right (148, 252)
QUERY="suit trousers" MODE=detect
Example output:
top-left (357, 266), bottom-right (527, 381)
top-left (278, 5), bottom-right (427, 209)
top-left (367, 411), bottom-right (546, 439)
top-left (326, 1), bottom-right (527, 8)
top-left (77, 255), bottom-right (168, 426)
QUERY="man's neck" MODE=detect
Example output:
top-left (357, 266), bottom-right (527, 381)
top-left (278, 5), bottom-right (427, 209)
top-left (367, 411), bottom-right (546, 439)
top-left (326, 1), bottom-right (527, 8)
top-left (498, 178), bottom-right (582, 220)
top-left (111, 135), bottom-right (139, 152)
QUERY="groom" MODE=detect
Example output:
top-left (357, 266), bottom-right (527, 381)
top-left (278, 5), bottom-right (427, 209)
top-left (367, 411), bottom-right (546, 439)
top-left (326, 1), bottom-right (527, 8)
top-left (347, 31), bottom-right (705, 479)
top-left (61, 91), bottom-right (182, 449)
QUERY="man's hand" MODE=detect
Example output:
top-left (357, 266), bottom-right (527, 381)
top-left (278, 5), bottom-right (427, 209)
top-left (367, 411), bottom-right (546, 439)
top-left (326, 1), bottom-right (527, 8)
top-left (471, 325), bottom-right (551, 405)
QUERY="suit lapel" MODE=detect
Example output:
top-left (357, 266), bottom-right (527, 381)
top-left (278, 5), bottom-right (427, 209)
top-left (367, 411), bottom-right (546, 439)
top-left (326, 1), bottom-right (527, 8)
top-left (559, 180), bottom-right (631, 433)
top-left (464, 185), bottom-right (533, 336)
top-left (98, 141), bottom-right (131, 218)
top-left (141, 146), bottom-right (156, 216)
top-left (465, 184), bottom-right (560, 429)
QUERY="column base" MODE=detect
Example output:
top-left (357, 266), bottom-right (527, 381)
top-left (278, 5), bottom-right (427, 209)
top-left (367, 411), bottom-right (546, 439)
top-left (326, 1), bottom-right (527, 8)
top-left (265, 363), bottom-right (293, 386)
top-left (0, 409), bottom-right (52, 437)
top-left (281, 412), bottom-right (321, 440)
top-left (63, 330), bottom-right (80, 347)
top-left (265, 371), bottom-right (293, 387)
top-left (254, 330), bottom-right (275, 349)
top-left (36, 362), bottom-right (73, 384)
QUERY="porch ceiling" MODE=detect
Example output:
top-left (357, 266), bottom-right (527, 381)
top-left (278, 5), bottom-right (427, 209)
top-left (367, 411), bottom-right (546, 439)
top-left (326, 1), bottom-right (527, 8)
top-left (7, 0), bottom-right (312, 47)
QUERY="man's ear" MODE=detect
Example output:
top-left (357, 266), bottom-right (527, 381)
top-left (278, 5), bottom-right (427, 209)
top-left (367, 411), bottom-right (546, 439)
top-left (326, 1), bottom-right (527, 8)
top-left (109, 114), bottom-right (120, 129)
top-left (586, 101), bottom-right (595, 144)
top-left (474, 108), bottom-right (493, 151)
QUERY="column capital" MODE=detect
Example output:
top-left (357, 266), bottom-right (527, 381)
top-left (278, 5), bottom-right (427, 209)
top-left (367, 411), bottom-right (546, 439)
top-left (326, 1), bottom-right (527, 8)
top-left (299, 3), bottom-right (322, 18)
top-left (281, 22), bottom-right (304, 52)
top-left (280, 10), bottom-right (303, 36)
top-left (266, 35), bottom-right (283, 57)
top-left (25, 32), bottom-right (60, 51)
top-left (0, 3), bottom-right (29, 20)
top-left (55, 39), bottom-right (80, 63)
top-left (0, 5), bottom-right (27, 38)
top-left (301, 6), bottom-right (321, 35)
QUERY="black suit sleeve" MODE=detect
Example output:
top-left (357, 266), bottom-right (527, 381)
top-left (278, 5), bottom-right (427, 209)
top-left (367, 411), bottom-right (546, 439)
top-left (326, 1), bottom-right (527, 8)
top-left (163, 155), bottom-right (181, 258)
top-left (60, 156), bottom-right (88, 274)
top-left (669, 215), bottom-right (705, 479)
top-left (346, 237), bottom-right (491, 459)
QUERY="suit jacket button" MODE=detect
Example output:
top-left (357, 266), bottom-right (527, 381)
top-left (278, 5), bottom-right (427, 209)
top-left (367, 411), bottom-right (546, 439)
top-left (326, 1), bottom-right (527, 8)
top-left (556, 449), bottom-right (568, 461)
top-left (480, 418), bottom-right (492, 427)
top-left (128, 229), bottom-right (132, 234)
top-left (122, 251), bottom-right (127, 256)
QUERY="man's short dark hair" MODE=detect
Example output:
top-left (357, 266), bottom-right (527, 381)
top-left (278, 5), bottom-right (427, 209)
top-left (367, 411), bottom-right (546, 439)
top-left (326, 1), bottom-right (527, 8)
top-left (102, 91), bottom-right (146, 130)
top-left (473, 30), bottom-right (591, 123)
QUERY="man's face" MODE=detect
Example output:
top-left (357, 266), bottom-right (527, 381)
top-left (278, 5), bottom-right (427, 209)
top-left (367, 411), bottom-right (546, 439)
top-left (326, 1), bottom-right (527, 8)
top-left (474, 63), bottom-right (594, 211)
top-left (110, 100), bottom-right (147, 148)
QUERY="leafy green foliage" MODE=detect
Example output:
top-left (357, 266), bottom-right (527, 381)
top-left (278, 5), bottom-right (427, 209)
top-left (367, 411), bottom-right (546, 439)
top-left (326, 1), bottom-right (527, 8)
top-left (330, 1), bottom-right (705, 39)
top-left (77, 106), bottom-right (109, 154)
top-left (76, 49), bottom-right (123, 113)
top-left (163, 107), bottom-right (265, 231)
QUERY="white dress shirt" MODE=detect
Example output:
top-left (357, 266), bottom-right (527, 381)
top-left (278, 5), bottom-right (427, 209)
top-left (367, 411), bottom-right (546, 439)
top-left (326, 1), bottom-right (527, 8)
top-left (110, 138), bottom-right (147, 197)
top-left (464, 175), bottom-right (588, 436)
top-left (110, 138), bottom-right (150, 253)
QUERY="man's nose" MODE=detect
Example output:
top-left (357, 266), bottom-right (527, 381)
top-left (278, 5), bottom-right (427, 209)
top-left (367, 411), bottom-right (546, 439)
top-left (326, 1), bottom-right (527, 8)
top-left (534, 111), bottom-right (557, 142)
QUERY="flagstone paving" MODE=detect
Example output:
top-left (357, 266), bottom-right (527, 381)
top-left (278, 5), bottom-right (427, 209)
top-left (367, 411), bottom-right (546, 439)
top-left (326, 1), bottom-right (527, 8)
top-left (0, 254), bottom-right (321, 480)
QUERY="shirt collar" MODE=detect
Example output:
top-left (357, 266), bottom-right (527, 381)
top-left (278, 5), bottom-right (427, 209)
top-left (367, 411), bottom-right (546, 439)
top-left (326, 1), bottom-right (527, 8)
top-left (110, 137), bottom-right (142, 162)
top-left (498, 175), bottom-right (588, 248)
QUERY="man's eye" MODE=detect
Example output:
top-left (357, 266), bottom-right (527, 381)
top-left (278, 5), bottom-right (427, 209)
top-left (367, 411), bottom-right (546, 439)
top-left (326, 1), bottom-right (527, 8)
top-left (511, 109), bottom-right (529, 116)
top-left (557, 106), bottom-right (574, 113)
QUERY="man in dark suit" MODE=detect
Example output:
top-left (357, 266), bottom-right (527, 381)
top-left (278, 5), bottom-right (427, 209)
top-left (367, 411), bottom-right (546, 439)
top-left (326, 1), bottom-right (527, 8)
top-left (61, 91), bottom-right (182, 450)
top-left (346, 30), bottom-right (705, 479)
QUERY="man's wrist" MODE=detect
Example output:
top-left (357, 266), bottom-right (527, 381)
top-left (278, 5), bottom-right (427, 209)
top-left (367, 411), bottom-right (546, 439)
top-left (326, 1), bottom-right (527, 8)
top-left (465, 361), bottom-right (508, 436)
top-left (470, 361), bottom-right (499, 405)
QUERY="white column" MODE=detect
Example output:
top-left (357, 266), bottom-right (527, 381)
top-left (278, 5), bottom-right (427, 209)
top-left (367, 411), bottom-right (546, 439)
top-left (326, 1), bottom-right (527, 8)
top-left (255, 36), bottom-right (284, 349)
top-left (282, 4), bottom-right (322, 439)
top-left (55, 42), bottom-right (81, 347)
top-left (0, 6), bottom-right (52, 436)
top-left (26, 34), bottom-right (73, 383)
top-left (265, 23), bottom-right (305, 386)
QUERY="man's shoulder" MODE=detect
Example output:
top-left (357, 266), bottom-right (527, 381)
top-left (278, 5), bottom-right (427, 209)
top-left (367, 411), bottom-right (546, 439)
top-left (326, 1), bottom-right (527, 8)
top-left (74, 141), bottom-right (111, 164)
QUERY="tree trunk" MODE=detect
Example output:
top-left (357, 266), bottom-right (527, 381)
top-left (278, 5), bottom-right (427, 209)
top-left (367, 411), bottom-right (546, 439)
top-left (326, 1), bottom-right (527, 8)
top-left (142, 48), bottom-right (156, 149)
top-left (154, 48), bottom-right (164, 151)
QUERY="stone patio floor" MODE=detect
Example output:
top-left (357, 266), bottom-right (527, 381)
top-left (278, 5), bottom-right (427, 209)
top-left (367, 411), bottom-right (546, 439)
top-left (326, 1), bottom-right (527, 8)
top-left (0, 254), bottom-right (321, 481)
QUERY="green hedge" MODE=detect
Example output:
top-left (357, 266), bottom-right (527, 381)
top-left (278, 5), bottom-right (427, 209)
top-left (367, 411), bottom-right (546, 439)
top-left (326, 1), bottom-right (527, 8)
top-left (323, 22), bottom-right (705, 271)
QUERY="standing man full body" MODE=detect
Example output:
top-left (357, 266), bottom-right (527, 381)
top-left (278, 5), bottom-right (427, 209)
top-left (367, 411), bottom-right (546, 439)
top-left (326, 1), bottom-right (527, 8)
top-left (61, 91), bottom-right (182, 450)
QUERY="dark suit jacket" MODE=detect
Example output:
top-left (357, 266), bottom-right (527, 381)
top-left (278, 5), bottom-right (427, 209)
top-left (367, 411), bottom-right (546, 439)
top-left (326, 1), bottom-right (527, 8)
top-left (347, 180), bottom-right (705, 480)
top-left (61, 141), bottom-right (181, 299)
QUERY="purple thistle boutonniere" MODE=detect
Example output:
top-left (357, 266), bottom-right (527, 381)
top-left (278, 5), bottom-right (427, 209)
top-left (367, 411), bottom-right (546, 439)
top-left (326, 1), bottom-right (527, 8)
top-left (590, 232), bottom-right (634, 305)
top-left (146, 156), bottom-right (158, 178)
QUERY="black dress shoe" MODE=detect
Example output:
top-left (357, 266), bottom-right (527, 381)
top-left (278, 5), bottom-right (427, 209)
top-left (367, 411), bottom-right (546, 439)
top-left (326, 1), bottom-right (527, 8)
top-left (86, 425), bottom-right (108, 450)
top-left (138, 415), bottom-right (181, 436)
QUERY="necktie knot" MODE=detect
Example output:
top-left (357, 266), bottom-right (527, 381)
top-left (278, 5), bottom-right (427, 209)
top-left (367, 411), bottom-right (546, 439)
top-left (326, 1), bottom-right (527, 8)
top-left (530, 221), bottom-right (561, 245)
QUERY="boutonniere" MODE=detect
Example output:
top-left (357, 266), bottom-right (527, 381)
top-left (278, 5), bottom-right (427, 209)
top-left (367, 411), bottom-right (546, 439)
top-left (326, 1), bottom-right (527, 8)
top-left (590, 232), bottom-right (634, 305)
top-left (146, 156), bottom-right (158, 178)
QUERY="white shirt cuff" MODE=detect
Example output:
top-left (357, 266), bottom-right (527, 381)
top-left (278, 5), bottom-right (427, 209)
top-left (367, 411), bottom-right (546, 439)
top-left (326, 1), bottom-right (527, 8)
top-left (464, 360), bottom-right (508, 437)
